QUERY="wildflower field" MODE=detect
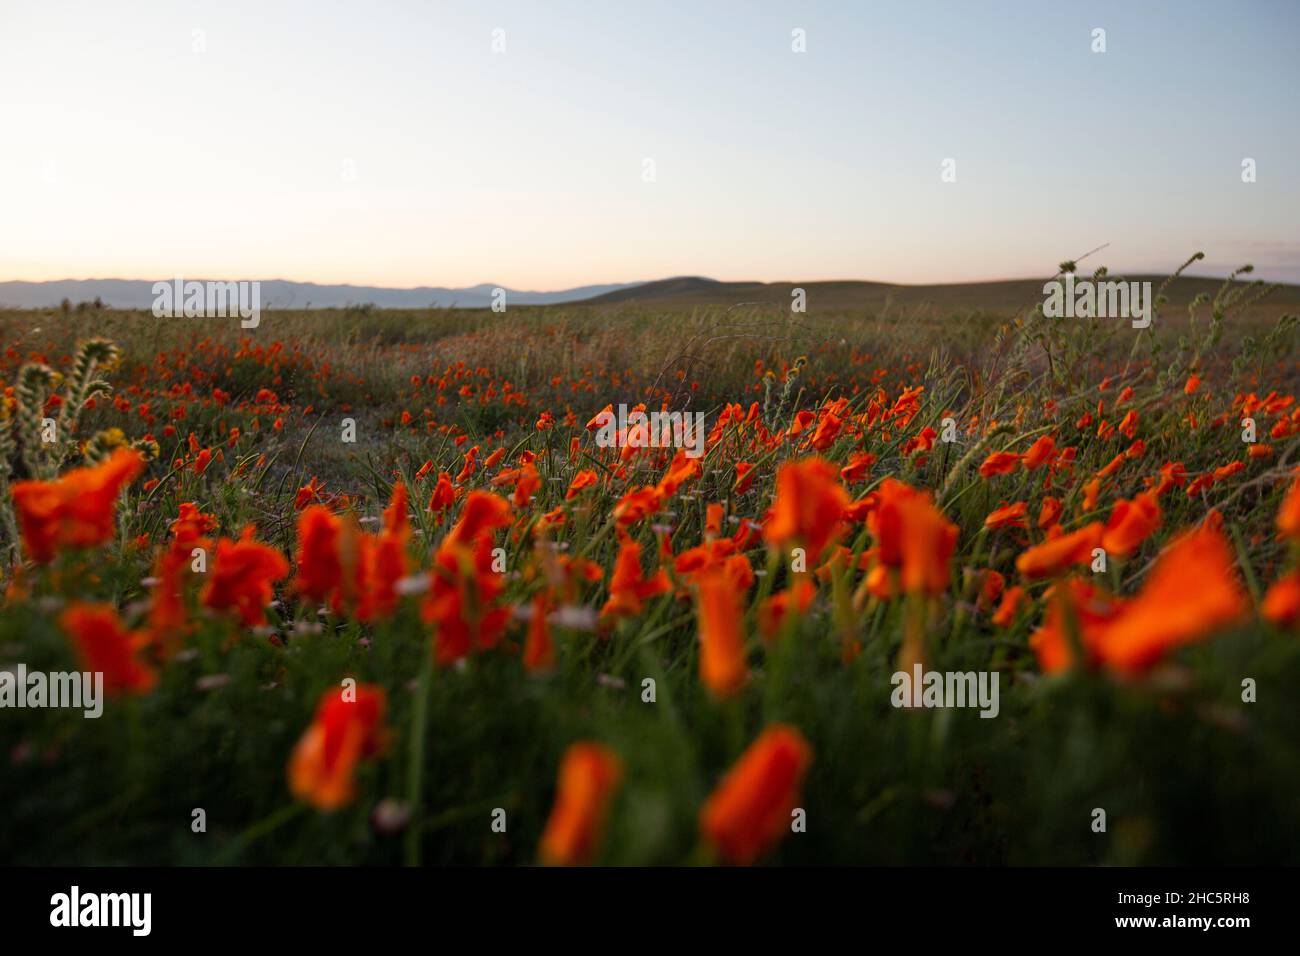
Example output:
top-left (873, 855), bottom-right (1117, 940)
top-left (2, 265), bottom-right (1299, 866)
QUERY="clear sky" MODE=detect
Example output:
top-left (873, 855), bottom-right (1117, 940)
top-left (2, 0), bottom-right (1297, 288)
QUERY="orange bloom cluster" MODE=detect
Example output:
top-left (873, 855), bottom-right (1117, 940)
top-left (423, 491), bottom-right (513, 665)
top-left (1029, 524), bottom-right (1246, 675)
top-left (294, 482), bottom-right (412, 621)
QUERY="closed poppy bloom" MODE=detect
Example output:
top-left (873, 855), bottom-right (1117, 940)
top-left (358, 482), bottom-right (412, 621)
top-left (428, 471), bottom-right (456, 518)
top-left (1015, 522), bottom-right (1103, 579)
top-left (1184, 373), bottom-right (1201, 395)
top-left (523, 592), bottom-right (555, 672)
top-left (1037, 496), bottom-right (1063, 530)
top-left (201, 527), bottom-right (291, 627)
top-left (1117, 409), bottom-right (1138, 439)
top-left (869, 479), bottom-right (958, 596)
top-left (764, 457), bottom-right (850, 563)
top-left (11, 448), bottom-right (144, 563)
top-left (1021, 435), bottom-right (1058, 470)
top-left (733, 461), bottom-right (756, 495)
top-left (288, 683), bottom-right (388, 811)
top-left (1248, 443), bottom-right (1274, 460)
top-left (700, 725), bottom-right (812, 865)
top-left (60, 603), bottom-right (157, 694)
top-left (978, 569), bottom-right (1006, 608)
top-left (1277, 474), bottom-right (1300, 540)
top-left (985, 501), bottom-right (1028, 531)
top-left (1101, 491), bottom-right (1161, 557)
top-left (1263, 570), bottom-right (1300, 628)
top-left (991, 585), bottom-right (1026, 627)
top-left (695, 569), bottom-right (748, 696)
top-left (1213, 460), bottom-right (1246, 482)
top-left (538, 742), bottom-right (623, 866)
top-left (978, 450), bottom-right (1020, 478)
top-left (295, 505), bottom-right (343, 603)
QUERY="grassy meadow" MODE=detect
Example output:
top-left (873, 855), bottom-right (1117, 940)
top-left (1, 264), bottom-right (1299, 865)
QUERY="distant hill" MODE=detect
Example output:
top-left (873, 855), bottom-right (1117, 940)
top-left (583, 275), bottom-right (1300, 314)
top-left (5, 274), bottom-right (1298, 317)
top-left (0, 278), bottom-right (639, 310)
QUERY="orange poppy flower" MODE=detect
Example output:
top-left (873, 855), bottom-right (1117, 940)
top-left (700, 725), bottom-right (812, 865)
top-left (764, 457), bottom-right (850, 563)
top-left (1094, 524), bottom-right (1246, 673)
top-left (288, 683), bottom-right (388, 811)
top-left (10, 448), bottom-right (144, 563)
top-left (612, 486), bottom-right (662, 526)
top-left (840, 452), bottom-right (877, 484)
top-left (1015, 522), bottom-right (1103, 579)
top-left (295, 505), bottom-right (344, 603)
top-left (566, 469), bottom-right (598, 500)
top-left (601, 538), bottom-right (670, 619)
top-left (733, 461), bottom-right (756, 495)
top-left (978, 450), bottom-right (1020, 478)
top-left (695, 569), bottom-right (748, 697)
top-left (759, 579), bottom-right (818, 638)
top-left (1277, 474), bottom-right (1300, 540)
top-left (424, 492), bottom-right (512, 665)
top-left (1262, 569), bottom-right (1300, 628)
top-left (1101, 491), bottom-right (1161, 557)
top-left (1037, 496), bottom-right (1063, 530)
top-left (868, 478), bottom-right (958, 596)
top-left (201, 527), bottom-right (290, 627)
top-left (538, 742), bottom-right (623, 866)
top-left (59, 603), bottom-right (157, 694)
top-left (991, 585), bottom-right (1026, 627)
top-left (524, 592), bottom-right (555, 672)
top-left (1021, 435), bottom-right (1058, 470)
top-left (1029, 525), bottom-right (1246, 674)
top-left (985, 501), bottom-right (1028, 531)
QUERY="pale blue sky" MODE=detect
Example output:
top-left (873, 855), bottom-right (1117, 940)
top-left (1, 0), bottom-right (1297, 287)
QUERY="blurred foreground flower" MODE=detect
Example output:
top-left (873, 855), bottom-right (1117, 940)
top-left (539, 742), bottom-right (623, 865)
top-left (10, 448), bottom-right (143, 563)
top-left (288, 683), bottom-right (388, 811)
top-left (700, 725), bottom-right (812, 865)
top-left (1029, 524), bottom-right (1246, 675)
